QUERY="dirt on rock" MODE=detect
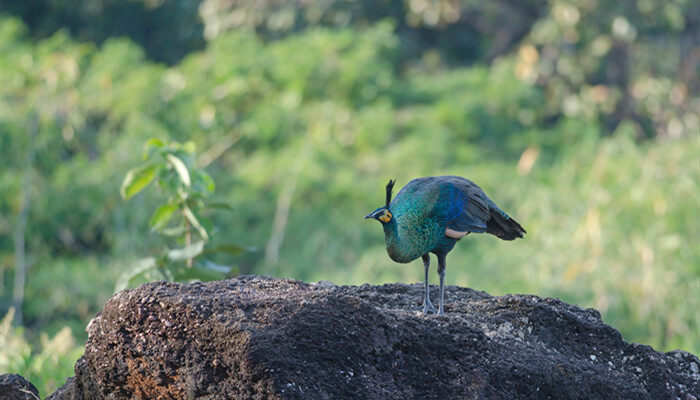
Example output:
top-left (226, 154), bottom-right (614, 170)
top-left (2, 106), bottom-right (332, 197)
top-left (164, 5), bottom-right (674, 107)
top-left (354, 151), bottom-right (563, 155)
top-left (44, 275), bottom-right (698, 400)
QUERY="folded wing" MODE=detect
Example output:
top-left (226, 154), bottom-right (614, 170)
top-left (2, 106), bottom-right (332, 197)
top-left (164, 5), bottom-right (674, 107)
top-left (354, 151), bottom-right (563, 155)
top-left (440, 178), bottom-right (526, 241)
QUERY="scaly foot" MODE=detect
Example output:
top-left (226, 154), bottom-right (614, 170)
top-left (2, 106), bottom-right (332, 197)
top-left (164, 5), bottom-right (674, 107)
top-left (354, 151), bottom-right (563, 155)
top-left (412, 298), bottom-right (437, 314)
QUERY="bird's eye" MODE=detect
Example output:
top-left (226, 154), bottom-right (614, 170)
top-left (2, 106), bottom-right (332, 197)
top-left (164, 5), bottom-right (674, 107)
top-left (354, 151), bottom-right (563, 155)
top-left (379, 211), bottom-right (392, 223)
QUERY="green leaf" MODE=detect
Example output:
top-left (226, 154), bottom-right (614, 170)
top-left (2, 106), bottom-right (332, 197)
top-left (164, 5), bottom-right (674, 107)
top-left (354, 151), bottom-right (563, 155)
top-left (146, 138), bottom-right (165, 148)
top-left (203, 243), bottom-right (251, 256)
top-left (167, 241), bottom-right (205, 261)
top-left (167, 154), bottom-right (191, 187)
top-left (120, 164), bottom-right (158, 199)
top-left (172, 261), bottom-right (229, 282)
top-left (160, 266), bottom-right (175, 281)
top-left (200, 259), bottom-right (232, 273)
top-left (144, 138), bottom-right (166, 159)
top-left (181, 141), bottom-right (196, 154)
top-left (160, 226), bottom-right (188, 237)
top-left (183, 206), bottom-right (209, 240)
top-left (195, 170), bottom-right (215, 193)
top-left (115, 257), bottom-right (157, 291)
top-left (149, 203), bottom-right (179, 231)
top-left (204, 201), bottom-right (233, 211)
top-left (143, 268), bottom-right (166, 282)
top-left (199, 215), bottom-right (214, 235)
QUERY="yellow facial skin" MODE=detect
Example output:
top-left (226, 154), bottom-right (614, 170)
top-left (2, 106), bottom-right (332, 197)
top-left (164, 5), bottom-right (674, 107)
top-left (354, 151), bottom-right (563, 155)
top-left (379, 211), bottom-right (392, 223)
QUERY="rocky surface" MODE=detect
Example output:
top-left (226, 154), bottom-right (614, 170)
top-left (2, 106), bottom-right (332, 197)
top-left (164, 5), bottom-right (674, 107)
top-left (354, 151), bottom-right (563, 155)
top-left (42, 276), bottom-right (698, 399)
top-left (0, 373), bottom-right (40, 400)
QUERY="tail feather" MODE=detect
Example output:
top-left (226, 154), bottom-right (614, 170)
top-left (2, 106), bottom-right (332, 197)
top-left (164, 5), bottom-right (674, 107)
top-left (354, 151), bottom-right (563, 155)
top-left (486, 208), bottom-right (526, 241)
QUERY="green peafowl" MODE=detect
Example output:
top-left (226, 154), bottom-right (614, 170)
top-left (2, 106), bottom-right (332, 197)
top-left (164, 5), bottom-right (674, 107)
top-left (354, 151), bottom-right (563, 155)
top-left (364, 176), bottom-right (526, 315)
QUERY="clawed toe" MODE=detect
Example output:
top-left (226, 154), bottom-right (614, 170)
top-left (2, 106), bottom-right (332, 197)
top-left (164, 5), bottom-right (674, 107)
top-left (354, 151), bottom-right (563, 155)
top-left (412, 300), bottom-right (437, 314)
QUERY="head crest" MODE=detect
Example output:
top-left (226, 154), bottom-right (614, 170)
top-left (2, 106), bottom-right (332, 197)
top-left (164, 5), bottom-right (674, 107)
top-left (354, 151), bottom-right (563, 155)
top-left (385, 179), bottom-right (396, 208)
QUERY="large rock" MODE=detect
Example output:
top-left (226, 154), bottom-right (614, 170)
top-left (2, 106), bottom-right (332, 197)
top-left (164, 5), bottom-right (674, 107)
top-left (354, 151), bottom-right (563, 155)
top-left (0, 373), bottom-right (40, 400)
top-left (49, 276), bottom-right (698, 399)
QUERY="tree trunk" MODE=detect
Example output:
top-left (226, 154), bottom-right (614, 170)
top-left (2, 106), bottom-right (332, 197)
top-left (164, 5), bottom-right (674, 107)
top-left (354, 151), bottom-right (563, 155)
top-left (264, 176), bottom-right (298, 267)
top-left (264, 147), bottom-right (308, 270)
top-left (12, 120), bottom-right (36, 326)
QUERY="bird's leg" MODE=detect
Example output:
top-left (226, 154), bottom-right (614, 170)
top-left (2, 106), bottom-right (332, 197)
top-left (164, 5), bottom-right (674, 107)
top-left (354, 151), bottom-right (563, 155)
top-left (437, 254), bottom-right (446, 315)
top-left (420, 254), bottom-right (436, 314)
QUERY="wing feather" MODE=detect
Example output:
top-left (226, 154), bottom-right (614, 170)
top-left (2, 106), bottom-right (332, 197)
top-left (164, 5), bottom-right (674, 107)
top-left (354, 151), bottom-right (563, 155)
top-left (442, 181), bottom-right (490, 234)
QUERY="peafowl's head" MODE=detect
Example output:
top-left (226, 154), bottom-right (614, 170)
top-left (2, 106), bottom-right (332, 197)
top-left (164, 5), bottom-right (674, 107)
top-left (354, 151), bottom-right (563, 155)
top-left (364, 179), bottom-right (395, 224)
top-left (365, 207), bottom-right (392, 223)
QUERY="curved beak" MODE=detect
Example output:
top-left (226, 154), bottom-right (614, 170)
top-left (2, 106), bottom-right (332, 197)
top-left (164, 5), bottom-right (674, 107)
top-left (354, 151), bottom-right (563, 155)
top-left (364, 209), bottom-right (382, 220)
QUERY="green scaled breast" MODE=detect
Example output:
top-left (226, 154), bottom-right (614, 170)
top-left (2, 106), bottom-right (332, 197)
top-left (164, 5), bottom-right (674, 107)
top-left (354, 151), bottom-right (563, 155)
top-left (382, 178), bottom-right (447, 263)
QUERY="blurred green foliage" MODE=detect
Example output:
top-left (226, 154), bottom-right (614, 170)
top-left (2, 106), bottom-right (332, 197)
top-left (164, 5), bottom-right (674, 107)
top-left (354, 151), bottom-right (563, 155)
top-left (1, 308), bottom-right (82, 397)
top-left (0, 0), bottom-right (698, 394)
